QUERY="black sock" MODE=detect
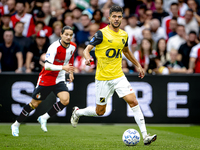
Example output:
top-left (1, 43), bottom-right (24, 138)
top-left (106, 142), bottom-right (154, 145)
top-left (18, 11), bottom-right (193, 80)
top-left (17, 104), bottom-right (34, 123)
top-left (47, 101), bottom-right (66, 117)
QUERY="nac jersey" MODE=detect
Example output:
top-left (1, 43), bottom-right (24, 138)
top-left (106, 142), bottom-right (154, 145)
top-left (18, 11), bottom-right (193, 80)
top-left (89, 25), bottom-right (128, 80)
top-left (37, 40), bottom-right (76, 86)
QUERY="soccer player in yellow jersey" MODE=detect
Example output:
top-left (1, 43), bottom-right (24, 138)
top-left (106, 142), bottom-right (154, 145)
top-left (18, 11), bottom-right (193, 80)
top-left (71, 5), bottom-right (157, 145)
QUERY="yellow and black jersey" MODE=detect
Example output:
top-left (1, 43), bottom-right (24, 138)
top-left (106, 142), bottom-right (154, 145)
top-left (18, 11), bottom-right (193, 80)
top-left (89, 25), bottom-right (128, 80)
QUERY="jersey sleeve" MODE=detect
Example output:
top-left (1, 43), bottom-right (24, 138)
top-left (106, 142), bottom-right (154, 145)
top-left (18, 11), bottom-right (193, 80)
top-left (89, 30), bottom-right (103, 46)
top-left (45, 43), bottom-right (57, 64)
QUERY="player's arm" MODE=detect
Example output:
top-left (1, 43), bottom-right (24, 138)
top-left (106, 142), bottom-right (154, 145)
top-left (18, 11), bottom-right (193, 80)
top-left (187, 57), bottom-right (196, 73)
top-left (123, 46), bottom-right (145, 79)
top-left (83, 30), bottom-right (103, 66)
top-left (25, 51), bottom-right (33, 73)
top-left (15, 52), bottom-right (23, 73)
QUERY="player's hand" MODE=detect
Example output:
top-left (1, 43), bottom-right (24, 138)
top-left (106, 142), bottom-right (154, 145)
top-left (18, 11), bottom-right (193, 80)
top-left (85, 58), bottom-right (94, 66)
top-left (67, 72), bottom-right (74, 84)
top-left (62, 64), bottom-right (74, 72)
top-left (137, 66), bottom-right (145, 79)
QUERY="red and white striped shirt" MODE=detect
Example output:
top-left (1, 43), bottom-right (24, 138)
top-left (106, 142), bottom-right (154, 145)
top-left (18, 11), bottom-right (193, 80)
top-left (10, 13), bottom-right (35, 37)
top-left (37, 40), bottom-right (76, 86)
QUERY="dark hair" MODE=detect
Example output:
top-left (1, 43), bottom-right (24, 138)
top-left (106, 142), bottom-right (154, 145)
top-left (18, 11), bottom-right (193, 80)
top-left (16, 0), bottom-right (25, 6)
top-left (93, 9), bottom-right (103, 19)
top-left (35, 21), bottom-right (45, 27)
top-left (189, 30), bottom-right (197, 35)
top-left (170, 2), bottom-right (178, 7)
top-left (171, 16), bottom-right (177, 21)
top-left (186, 8), bottom-right (194, 13)
top-left (156, 38), bottom-right (167, 59)
top-left (140, 38), bottom-right (153, 59)
top-left (109, 5), bottom-right (123, 16)
top-left (61, 26), bottom-right (73, 34)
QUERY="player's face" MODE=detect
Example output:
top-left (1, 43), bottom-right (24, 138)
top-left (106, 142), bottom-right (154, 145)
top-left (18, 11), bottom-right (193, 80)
top-left (60, 29), bottom-right (73, 45)
top-left (109, 12), bottom-right (123, 29)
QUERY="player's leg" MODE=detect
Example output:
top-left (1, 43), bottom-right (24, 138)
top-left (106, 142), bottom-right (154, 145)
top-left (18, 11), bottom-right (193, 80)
top-left (115, 76), bottom-right (157, 145)
top-left (11, 99), bottom-right (42, 136)
top-left (123, 93), bottom-right (157, 145)
top-left (71, 80), bottom-right (113, 127)
top-left (37, 82), bottom-right (69, 132)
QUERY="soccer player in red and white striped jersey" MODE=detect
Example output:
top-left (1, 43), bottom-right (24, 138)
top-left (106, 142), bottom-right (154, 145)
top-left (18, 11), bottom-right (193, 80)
top-left (11, 26), bottom-right (76, 136)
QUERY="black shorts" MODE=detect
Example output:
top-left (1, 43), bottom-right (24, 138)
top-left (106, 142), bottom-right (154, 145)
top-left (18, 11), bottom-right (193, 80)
top-left (32, 81), bottom-right (68, 100)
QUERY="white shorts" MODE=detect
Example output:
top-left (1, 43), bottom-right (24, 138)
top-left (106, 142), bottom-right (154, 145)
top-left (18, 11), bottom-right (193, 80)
top-left (95, 75), bottom-right (134, 105)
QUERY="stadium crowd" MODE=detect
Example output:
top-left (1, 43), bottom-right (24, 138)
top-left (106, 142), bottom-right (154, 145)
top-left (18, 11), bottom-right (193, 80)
top-left (0, 0), bottom-right (200, 74)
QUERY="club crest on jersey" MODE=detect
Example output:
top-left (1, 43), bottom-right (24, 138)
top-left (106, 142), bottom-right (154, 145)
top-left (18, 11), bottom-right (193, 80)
top-left (36, 93), bottom-right (41, 99)
top-left (122, 39), bottom-right (125, 44)
top-left (46, 53), bottom-right (50, 58)
top-left (90, 37), bottom-right (95, 43)
top-left (100, 97), bottom-right (105, 103)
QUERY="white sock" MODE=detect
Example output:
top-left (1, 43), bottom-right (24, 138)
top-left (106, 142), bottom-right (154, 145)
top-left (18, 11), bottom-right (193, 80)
top-left (76, 107), bottom-right (98, 117)
top-left (131, 105), bottom-right (147, 139)
top-left (41, 113), bottom-right (50, 120)
top-left (13, 120), bottom-right (20, 127)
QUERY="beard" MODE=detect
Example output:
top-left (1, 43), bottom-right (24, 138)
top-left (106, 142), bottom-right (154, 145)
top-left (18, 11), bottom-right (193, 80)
top-left (63, 40), bottom-right (70, 45)
top-left (111, 22), bottom-right (121, 28)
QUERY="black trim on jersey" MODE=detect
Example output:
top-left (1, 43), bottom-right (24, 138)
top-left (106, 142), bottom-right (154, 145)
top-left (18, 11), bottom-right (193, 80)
top-left (45, 60), bottom-right (52, 64)
top-left (89, 30), bottom-right (103, 46)
top-left (125, 37), bottom-right (128, 47)
top-left (59, 39), bottom-right (70, 49)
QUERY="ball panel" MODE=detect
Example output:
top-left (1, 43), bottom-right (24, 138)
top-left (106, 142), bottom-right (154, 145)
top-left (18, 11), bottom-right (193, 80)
top-left (122, 129), bottom-right (140, 146)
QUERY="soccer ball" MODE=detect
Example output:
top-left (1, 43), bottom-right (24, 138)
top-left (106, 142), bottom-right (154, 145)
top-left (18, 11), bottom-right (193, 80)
top-left (122, 129), bottom-right (140, 146)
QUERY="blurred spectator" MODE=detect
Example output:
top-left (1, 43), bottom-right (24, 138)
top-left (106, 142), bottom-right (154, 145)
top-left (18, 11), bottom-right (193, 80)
top-left (162, 2), bottom-right (184, 35)
top-left (41, 0), bottom-right (52, 26)
top-left (149, 18), bottom-right (167, 43)
top-left (177, 31), bottom-right (197, 69)
top-left (34, 10), bottom-right (53, 37)
top-left (179, 9), bottom-right (199, 35)
top-left (137, 4), bottom-right (147, 27)
top-left (64, 12), bottom-right (80, 36)
top-left (164, 48), bottom-right (187, 73)
top-left (100, 0), bottom-right (124, 10)
top-left (168, 17), bottom-right (177, 38)
top-left (135, 0), bottom-right (156, 17)
top-left (10, 1), bottom-right (35, 37)
top-left (122, 59), bottom-right (130, 73)
top-left (119, 17), bottom-right (128, 30)
top-left (0, 30), bottom-right (23, 73)
top-left (1, 14), bottom-right (12, 31)
top-left (153, 0), bottom-right (169, 24)
top-left (14, 21), bottom-right (32, 69)
top-left (102, 7), bottom-right (109, 24)
top-left (134, 38), bottom-right (153, 73)
top-left (91, 9), bottom-right (107, 29)
top-left (72, 0), bottom-right (90, 10)
top-left (147, 55), bottom-right (169, 75)
top-left (83, 0), bottom-right (99, 17)
top-left (49, 21), bottom-right (63, 44)
top-left (0, 13), bottom-right (4, 43)
top-left (75, 13), bottom-right (91, 46)
top-left (141, 28), bottom-right (156, 50)
top-left (187, 0), bottom-right (200, 26)
top-left (143, 9), bottom-right (153, 28)
top-left (72, 7), bottom-right (83, 30)
top-left (188, 39), bottom-right (200, 73)
top-left (163, 0), bottom-right (178, 14)
top-left (74, 43), bottom-right (95, 73)
top-left (6, 0), bottom-right (16, 16)
top-left (123, 0), bottom-right (142, 17)
top-left (124, 14), bottom-right (141, 54)
top-left (178, 0), bottom-right (188, 17)
top-left (25, 30), bottom-right (49, 73)
top-left (30, 21), bottom-right (45, 42)
top-left (167, 24), bottom-right (186, 52)
top-left (156, 38), bottom-right (170, 65)
top-left (0, 0), bottom-right (8, 15)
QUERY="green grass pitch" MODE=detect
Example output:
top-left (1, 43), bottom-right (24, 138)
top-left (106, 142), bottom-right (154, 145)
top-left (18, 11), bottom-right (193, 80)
top-left (0, 124), bottom-right (200, 150)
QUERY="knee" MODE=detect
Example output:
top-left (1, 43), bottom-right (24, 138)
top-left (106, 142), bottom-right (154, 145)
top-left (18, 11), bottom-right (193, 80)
top-left (129, 100), bottom-right (138, 107)
top-left (96, 109), bottom-right (106, 116)
top-left (60, 98), bottom-right (69, 106)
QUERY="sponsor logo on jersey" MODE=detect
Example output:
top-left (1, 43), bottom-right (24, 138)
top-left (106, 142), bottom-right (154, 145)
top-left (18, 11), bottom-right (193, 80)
top-left (55, 59), bottom-right (65, 63)
top-left (36, 93), bottom-right (41, 99)
top-left (100, 97), bottom-right (105, 103)
top-left (108, 39), bottom-right (113, 43)
top-left (122, 39), bottom-right (125, 44)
